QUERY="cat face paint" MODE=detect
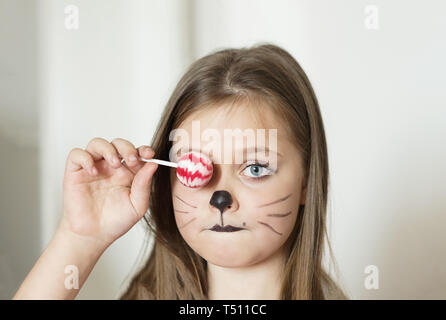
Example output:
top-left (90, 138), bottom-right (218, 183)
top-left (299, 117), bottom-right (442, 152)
top-left (170, 102), bottom-right (307, 268)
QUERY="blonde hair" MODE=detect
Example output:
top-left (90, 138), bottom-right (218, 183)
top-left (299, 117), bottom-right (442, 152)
top-left (120, 43), bottom-right (348, 299)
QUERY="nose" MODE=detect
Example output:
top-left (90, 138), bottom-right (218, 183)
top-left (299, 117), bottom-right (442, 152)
top-left (209, 190), bottom-right (233, 214)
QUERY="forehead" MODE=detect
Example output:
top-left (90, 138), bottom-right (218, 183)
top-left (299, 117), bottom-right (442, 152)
top-left (170, 99), bottom-right (295, 165)
top-left (176, 99), bottom-right (284, 136)
top-left (170, 99), bottom-right (303, 167)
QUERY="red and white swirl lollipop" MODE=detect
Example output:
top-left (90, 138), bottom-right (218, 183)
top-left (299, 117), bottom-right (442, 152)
top-left (175, 151), bottom-right (213, 188)
top-left (123, 151), bottom-right (213, 188)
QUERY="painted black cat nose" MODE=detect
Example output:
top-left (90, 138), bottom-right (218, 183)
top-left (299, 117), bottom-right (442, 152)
top-left (209, 190), bottom-right (233, 214)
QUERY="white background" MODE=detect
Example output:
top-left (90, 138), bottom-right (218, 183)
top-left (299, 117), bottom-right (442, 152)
top-left (1, 0), bottom-right (445, 299)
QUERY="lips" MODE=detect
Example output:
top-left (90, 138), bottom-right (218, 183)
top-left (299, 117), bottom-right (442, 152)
top-left (209, 224), bottom-right (245, 232)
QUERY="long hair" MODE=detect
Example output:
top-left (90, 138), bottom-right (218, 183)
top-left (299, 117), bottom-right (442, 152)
top-left (120, 43), bottom-right (348, 299)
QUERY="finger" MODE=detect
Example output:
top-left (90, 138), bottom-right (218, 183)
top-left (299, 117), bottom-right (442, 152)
top-left (111, 138), bottom-right (140, 168)
top-left (127, 145), bottom-right (156, 174)
top-left (138, 145), bottom-right (155, 160)
top-left (66, 148), bottom-right (98, 176)
top-left (85, 137), bottom-right (121, 168)
top-left (129, 162), bottom-right (158, 218)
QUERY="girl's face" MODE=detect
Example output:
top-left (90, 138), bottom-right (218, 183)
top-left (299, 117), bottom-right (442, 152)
top-left (170, 102), bottom-right (307, 267)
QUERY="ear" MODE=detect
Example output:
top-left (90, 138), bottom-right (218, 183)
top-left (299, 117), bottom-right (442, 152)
top-left (300, 187), bottom-right (307, 205)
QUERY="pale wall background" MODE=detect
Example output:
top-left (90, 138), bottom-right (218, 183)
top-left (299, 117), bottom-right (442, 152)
top-left (1, 0), bottom-right (445, 299)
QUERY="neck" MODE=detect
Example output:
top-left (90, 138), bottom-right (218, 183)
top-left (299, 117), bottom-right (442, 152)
top-left (206, 248), bottom-right (286, 300)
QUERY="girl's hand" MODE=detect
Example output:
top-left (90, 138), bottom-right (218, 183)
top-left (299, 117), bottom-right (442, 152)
top-left (61, 137), bottom-right (158, 248)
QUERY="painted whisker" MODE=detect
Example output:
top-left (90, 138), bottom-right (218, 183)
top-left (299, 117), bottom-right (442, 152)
top-left (257, 193), bottom-right (292, 208)
top-left (179, 217), bottom-right (197, 229)
top-left (174, 209), bottom-right (190, 214)
top-left (257, 220), bottom-right (283, 235)
top-left (175, 194), bottom-right (197, 208)
top-left (267, 211), bottom-right (292, 218)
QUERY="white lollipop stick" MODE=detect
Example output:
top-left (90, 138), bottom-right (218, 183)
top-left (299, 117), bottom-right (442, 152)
top-left (120, 156), bottom-right (178, 168)
top-left (140, 158), bottom-right (178, 168)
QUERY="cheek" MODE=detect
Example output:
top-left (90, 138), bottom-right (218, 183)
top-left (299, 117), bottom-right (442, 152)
top-left (239, 180), bottom-right (300, 248)
top-left (240, 210), bottom-right (297, 266)
top-left (239, 177), bottom-right (300, 212)
top-left (251, 208), bottom-right (297, 242)
top-left (174, 211), bottom-right (189, 228)
top-left (240, 167), bottom-right (300, 201)
top-left (171, 171), bottom-right (208, 237)
top-left (174, 213), bottom-right (194, 243)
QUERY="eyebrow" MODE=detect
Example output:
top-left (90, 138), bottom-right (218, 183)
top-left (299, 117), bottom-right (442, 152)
top-left (179, 146), bottom-right (282, 157)
top-left (244, 146), bottom-right (282, 157)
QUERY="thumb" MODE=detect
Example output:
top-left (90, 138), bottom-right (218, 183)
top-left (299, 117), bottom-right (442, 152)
top-left (129, 162), bottom-right (158, 219)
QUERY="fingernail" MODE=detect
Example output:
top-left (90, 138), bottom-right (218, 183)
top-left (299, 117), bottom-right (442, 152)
top-left (145, 148), bottom-right (154, 156)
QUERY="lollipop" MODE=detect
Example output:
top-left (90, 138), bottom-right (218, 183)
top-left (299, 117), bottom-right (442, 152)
top-left (175, 151), bottom-right (213, 188)
top-left (122, 151), bottom-right (213, 188)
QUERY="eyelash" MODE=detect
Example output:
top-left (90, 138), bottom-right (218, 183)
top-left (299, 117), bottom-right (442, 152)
top-left (240, 160), bottom-right (275, 181)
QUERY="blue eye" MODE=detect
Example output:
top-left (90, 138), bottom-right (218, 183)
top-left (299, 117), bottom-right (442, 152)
top-left (241, 162), bottom-right (274, 179)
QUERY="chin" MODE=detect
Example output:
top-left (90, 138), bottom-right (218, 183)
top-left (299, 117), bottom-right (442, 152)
top-left (194, 241), bottom-right (259, 268)
top-left (182, 230), bottom-right (263, 266)
top-left (203, 253), bottom-right (252, 268)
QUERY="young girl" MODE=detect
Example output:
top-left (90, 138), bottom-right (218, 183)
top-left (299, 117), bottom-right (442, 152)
top-left (14, 43), bottom-right (348, 300)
